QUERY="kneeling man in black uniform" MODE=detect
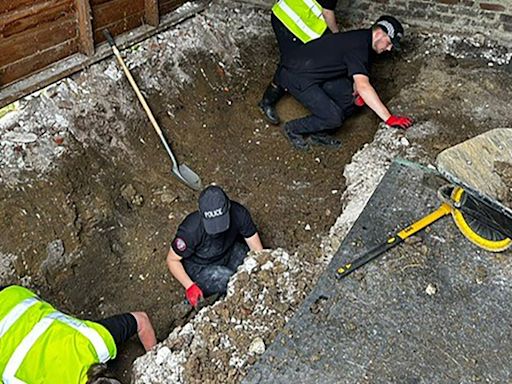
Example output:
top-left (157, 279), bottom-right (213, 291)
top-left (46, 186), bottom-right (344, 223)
top-left (166, 185), bottom-right (263, 308)
top-left (279, 15), bottom-right (414, 150)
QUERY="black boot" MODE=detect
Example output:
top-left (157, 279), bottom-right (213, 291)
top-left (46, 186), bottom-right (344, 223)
top-left (309, 133), bottom-right (342, 149)
top-left (258, 83), bottom-right (285, 125)
top-left (284, 124), bottom-right (309, 150)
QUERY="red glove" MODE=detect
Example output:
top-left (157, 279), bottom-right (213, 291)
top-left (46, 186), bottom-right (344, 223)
top-left (354, 95), bottom-right (365, 107)
top-left (185, 283), bottom-right (203, 308)
top-left (385, 115), bottom-right (414, 130)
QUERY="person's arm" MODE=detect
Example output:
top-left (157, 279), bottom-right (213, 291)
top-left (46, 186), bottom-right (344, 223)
top-left (354, 74), bottom-right (414, 129)
top-left (245, 232), bottom-right (263, 252)
top-left (130, 311), bottom-right (157, 351)
top-left (167, 248), bottom-right (203, 307)
top-left (166, 249), bottom-right (194, 289)
top-left (353, 74), bottom-right (391, 121)
top-left (322, 9), bottom-right (339, 33)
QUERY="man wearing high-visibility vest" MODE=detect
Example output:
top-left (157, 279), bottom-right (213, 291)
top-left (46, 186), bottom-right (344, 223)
top-left (277, 15), bottom-right (414, 150)
top-left (0, 285), bottom-right (157, 384)
top-left (259, 0), bottom-right (339, 125)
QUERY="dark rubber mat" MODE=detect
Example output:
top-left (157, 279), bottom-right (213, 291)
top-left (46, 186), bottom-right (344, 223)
top-left (244, 161), bottom-right (512, 384)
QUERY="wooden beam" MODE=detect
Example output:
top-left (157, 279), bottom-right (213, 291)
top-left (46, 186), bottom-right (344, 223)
top-left (92, 0), bottom-right (144, 30)
top-left (0, 0), bottom-right (72, 34)
top-left (144, 0), bottom-right (159, 27)
top-left (0, 38), bottom-right (78, 85)
top-left (94, 11), bottom-right (145, 43)
top-left (0, 0), bottom-right (209, 109)
top-left (160, 0), bottom-right (183, 16)
top-left (75, 0), bottom-right (94, 56)
top-left (0, 18), bottom-right (77, 67)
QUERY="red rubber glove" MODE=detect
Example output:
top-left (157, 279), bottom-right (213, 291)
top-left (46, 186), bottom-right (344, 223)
top-left (185, 283), bottom-right (203, 308)
top-left (354, 95), bottom-right (365, 107)
top-left (385, 115), bottom-right (414, 130)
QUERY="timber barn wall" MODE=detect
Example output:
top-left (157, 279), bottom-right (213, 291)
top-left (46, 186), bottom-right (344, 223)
top-left (0, 0), bottom-right (188, 100)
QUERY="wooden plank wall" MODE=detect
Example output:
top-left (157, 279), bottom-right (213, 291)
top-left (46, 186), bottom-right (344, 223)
top-left (159, 0), bottom-right (184, 15)
top-left (0, 0), bottom-right (188, 90)
top-left (0, 0), bottom-right (79, 85)
top-left (91, 0), bottom-right (145, 43)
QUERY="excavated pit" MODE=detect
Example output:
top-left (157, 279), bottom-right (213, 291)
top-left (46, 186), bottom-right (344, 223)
top-left (1, 1), bottom-right (512, 383)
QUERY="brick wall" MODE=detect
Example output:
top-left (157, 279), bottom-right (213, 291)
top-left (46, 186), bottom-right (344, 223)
top-left (338, 0), bottom-right (512, 45)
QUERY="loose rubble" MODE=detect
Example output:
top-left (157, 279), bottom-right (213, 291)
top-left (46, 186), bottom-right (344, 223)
top-left (1, 1), bottom-right (512, 383)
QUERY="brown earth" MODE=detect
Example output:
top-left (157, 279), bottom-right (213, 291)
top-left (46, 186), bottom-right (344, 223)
top-left (495, 161), bottom-right (512, 207)
top-left (1, 5), bottom-right (512, 383)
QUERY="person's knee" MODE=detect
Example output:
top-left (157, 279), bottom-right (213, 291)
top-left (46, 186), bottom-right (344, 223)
top-left (131, 311), bottom-right (152, 338)
top-left (321, 108), bottom-right (344, 129)
top-left (199, 267), bottom-right (233, 296)
top-left (234, 241), bottom-right (249, 254)
top-left (210, 269), bottom-right (233, 294)
top-left (131, 311), bottom-right (150, 329)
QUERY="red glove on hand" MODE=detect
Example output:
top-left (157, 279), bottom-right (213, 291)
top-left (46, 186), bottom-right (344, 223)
top-left (385, 115), bottom-right (414, 130)
top-left (185, 283), bottom-right (203, 308)
top-left (354, 95), bottom-right (365, 107)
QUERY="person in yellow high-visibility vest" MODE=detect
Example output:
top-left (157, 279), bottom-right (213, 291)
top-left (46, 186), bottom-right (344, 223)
top-left (0, 285), bottom-right (157, 384)
top-left (259, 0), bottom-right (339, 125)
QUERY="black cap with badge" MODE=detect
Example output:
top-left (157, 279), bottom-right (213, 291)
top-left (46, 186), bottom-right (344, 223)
top-left (375, 15), bottom-right (404, 49)
top-left (199, 185), bottom-right (231, 234)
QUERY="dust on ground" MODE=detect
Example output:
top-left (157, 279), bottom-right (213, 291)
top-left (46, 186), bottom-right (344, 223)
top-left (495, 161), bottom-right (512, 207)
top-left (0, 0), bottom-right (512, 383)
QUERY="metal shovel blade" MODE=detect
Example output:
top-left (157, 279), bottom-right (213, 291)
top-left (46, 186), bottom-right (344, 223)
top-left (103, 29), bottom-right (203, 192)
top-left (174, 163), bottom-right (202, 191)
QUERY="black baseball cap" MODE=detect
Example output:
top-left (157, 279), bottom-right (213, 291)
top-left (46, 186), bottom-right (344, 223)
top-left (198, 186), bottom-right (231, 234)
top-left (375, 15), bottom-right (404, 49)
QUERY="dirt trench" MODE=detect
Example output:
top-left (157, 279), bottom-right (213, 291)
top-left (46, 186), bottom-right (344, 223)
top-left (0, 11), bottom-right (380, 382)
top-left (1, 3), bottom-right (512, 383)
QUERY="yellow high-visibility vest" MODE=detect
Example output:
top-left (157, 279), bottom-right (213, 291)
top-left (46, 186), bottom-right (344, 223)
top-left (0, 285), bottom-right (117, 384)
top-left (272, 0), bottom-right (328, 43)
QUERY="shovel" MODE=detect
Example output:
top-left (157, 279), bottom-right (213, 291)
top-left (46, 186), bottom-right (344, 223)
top-left (103, 30), bottom-right (202, 191)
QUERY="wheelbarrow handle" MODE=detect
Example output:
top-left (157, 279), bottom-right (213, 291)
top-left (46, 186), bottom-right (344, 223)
top-left (103, 29), bottom-right (116, 47)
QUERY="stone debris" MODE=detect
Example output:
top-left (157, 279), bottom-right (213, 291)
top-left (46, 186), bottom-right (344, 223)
top-left (248, 337), bottom-right (266, 355)
top-left (133, 249), bottom-right (313, 383)
top-left (425, 283), bottom-right (437, 296)
top-left (1, 1), bottom-right (512, 383)
top-left (0, 0), bottom-right (271, 186)
top-left (120, 184), bottom-right (144, 207)
top-left (0, 252), bottom-right (18, 285)
top-left (3, 131), bottom-right (38, 143)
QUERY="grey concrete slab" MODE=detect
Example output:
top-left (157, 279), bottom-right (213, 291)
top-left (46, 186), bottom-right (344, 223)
top-left (243, 161), bottom-right (512, 384)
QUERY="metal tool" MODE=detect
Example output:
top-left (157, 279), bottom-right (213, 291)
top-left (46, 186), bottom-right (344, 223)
top-left (103, 30), bottom-right (202, 191)
top-left (337, 128), bottom-right (512, 279)
top-left (336, 202), bottom-right (452, 278)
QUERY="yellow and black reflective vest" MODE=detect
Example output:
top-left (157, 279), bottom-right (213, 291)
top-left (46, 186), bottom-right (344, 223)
top-left (272, 0), bottom-right (328, 43)
top-left (0, 285), bottom-right (117, 384)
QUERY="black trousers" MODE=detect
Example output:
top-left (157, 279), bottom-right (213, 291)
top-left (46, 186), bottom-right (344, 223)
top-left (96, 313), bottom-right (137, 346)
top-left (272, 14), bottom-right (304, 57)
top-left (279, 69), bottom-right (356, 134)
top-left (271, 14), bottom-right (309, 84)
top-left (183, 242), bottom-right (249, 297)
top-left (271, 14), bottom-right (332, 85)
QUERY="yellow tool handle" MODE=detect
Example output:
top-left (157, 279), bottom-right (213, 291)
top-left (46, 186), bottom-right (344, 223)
top-left (337, 203), bottom-right (452, 279)
top-left (396, 202), bottom-right (452, 239)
